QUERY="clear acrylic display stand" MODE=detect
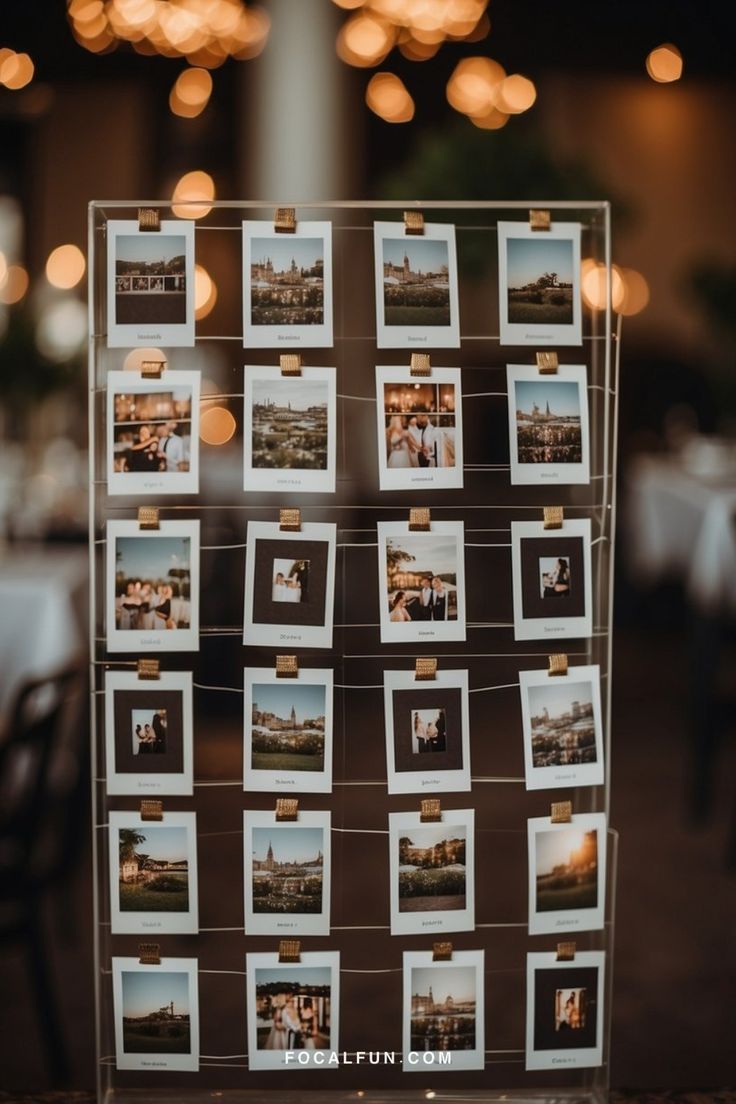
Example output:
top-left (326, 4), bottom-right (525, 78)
top-left (88, 200), bottom-right (619, 1104)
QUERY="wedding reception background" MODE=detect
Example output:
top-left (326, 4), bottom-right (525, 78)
top-left (0, 0), bottom-right (735, 1093)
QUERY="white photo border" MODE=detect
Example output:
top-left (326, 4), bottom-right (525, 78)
top-left (373, 221), bottom-right (461, 349)
top-left (527, 811), bottom-right (607, 936)
top-left (104, 669), bottom-right (194, 796)
top-left (108, 810), bottom-right (199, 935)
top-left (388, 808), bottom-right (475, 936)
top-left (525, 950), bottom-right (605, 1071)
top-left (506, 364), bottom-right (590, 486)
top-left (243, 364), bottom-right (336, 494)
top-left (375, 365), bottom-right (464, 491)
top-left (402, 949), bottom-right (485, 1072)
top-left (243, 808), bottom-right (332, 936)
top-left (498, 220), bottom-right (582, 347)
top-left (106, 219), bottom-right (195, 348)
top-left (246, 950), bottom-right (340, 1070)
top-left (243, 520), bottom-right (336, 650)
top-left (519, 664), bottom-right (604, 791)
top-left (377, 520), bottom-right (467, 644)
top-left (107, 370), bottom-right (201, 497)
top-left (511, 518), bottom-right (593, 641)
top-left (244, 666), bottom-right (334, 795)
top-left (112, 955), bottom-right (200, 1072)
top-left (242, 220), bottom-right (333, 349)
top-left (106, 519), bottom-right (200, 653)
top-left (383, 668), bottom-right (471, 795)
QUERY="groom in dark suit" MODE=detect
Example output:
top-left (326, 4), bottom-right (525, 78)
top-left (430, 575), bottom-right (447, 620)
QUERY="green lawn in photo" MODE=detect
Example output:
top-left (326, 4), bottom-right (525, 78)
top-left (119, 874), bottom-right (189, 913)
top-left (251, 751), bottom-right (324, 772)
top-left (536, 879), bottom-right (597, 913)
top-left (385, 305), bottom-right (451, 326)
top-left (123, 1023), bottom-right (190, 1054)
top-left (507, 288), bottom-right (573, 325)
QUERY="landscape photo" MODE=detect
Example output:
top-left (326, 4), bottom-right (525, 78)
top-left (398, 823), bottom-right (467, 913)
top-left (114, 535), bottom-right (191, 632)
top-left (385, 533), bottom-right (459, 623)
top-left (250, 236), bottom-right (324, 326)
top-left (121, 969), bottom-right (191, 1055)
top-left (251, 378), bottom-right (328, 471)
top-left (254, 965), bottom-right (332, 1051)
top-left (382, 237), bottom-right (451, 327)
top-left (251, 681), bottom-right (326, 774)
top-left (528, 680), bottom-right (597, 769)
top-left (115, 233), bottom-right (187, 325)
top-left (112, 387), bottom-right (192, 476)
top-left (382, 380), bottom-right (457, 470)
top-left (118, 825), bottom-right (190, 913)
top-left (535, 826), bottom-right (598, 913)
top-left (251, 826), bottom-right (324, 914)
top-left (506, 236), bottom-right (574, 325)
top-left (410, 965), bottom-right (477, 1051)
top-left (514, 380), bottom-right (582, 466)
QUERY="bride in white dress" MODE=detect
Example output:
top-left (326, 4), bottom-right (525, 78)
top-left (386, 415), bottom-right (413, 468)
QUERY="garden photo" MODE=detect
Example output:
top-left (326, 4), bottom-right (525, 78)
top-left (398, 823), bottom-right (467, 913)
top-left (251, 826), bottom-right (325, 914)
top-left (250, 681), bottom-right (326, 774)
top-left (117, 825), bottom-right (190, 913)
top-left (506, 236), bottom-right (574, 325)
top-left (535, 826), bottom-right (599, 913)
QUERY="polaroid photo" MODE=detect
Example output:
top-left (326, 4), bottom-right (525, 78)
top-left (108, 810), bottom-right (198, 935)
top-left (244, 809), bottom-right (331, 936)
top-left (107, 370), bottom-right (200, 496)
top-left (244, 666), bottom-right (333, 794)
top-left (527, 811), bottom-right (607, 936)
top-left (106, 519), bottom-right (200, 653)
top-left (106, 219), bottom-right (195, 348)
top-left (373, 221), bottom-right (460, 349)
top-left (377, 520), bottom-right (467, 644)
top-left (519, 664), bottom-right (604, 791)
top-left (112, 956), bottom-right (199, 1072)
top-left (246, 950), bottom-right (340, 1070)
top-left (389, 808), bottom-right (474, 936)
top-left (526, 950), bottom-right (605, 1071)
top-left (376, 365), bottom-right (464, 491)
top-left (506, 364), bottom-right (590, 486)
top-left (498, 220), bottom-right (582, 347)
top-left (511, 518), bottom-right (592, 641)
top-left (104, 669), bottom-right (193, 796)
top-left (243, 365), bottom-right (336, 494)
top-left (243, 521), bottom-right (336, 650)
top-left (242, 220), bottom-right (333, 349)
top-left (384, 668), bottom-right (470, 795)
top-left (402, 949), bottom-right (484, 1072)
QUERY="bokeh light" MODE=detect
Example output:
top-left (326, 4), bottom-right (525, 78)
top-left (200, 405), bottom-right (236, 445)
top-left (0, 52), bottom-right (35, 90)
top-left (172, 169), bottom-right (215, 219)
top-left (582, 262), bottom-right (626, 313)
top-left (0, 264), bottom-right (30, 305)
top-left (365, 72), bottom-right (415, 123)
top-left (36, 298), bottom-right (87, 361)
top-left (646, 43), bottom-right (683, 83)
top-left (194, 263), bottom-right (218, 319)
top-left (446, 56), bottom-right (505, 116)
top-left (336, 12), bottom-right (394, 67)
top-left (123, 347), bottom-right (166, 372)
top-left (495, 73), bottom-right (536, 114)
top-left (45, 244), bottom-right (86, 289)
top-left (170, 66), bottom-right (212, 117)
top-left (617, 267), bottom-right (650, 316)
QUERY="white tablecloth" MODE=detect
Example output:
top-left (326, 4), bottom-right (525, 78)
top-left (0, 544), bottom-right (88, 719)
top-left (626, 455), bottom-right (736, 612)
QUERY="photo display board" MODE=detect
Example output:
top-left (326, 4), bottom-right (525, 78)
top-left (90, 201), bottom-right (618, 1103)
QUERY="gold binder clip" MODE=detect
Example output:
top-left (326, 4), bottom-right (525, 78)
top-left (276, 655), bottom-right (298, 679)
top-left (140, 799), bottom-right (163, 822)
top-left (404, 210), bottom-right (424, 235)
top-left (275, 797), bottom-right (299, 822)
top-left (274, 207), bottom-right (296, 233)
top-left (420, 798), bottom-right (442, 823)
top-left (433, 941), bottom-right (453, 961)
top-left (139, 942), bottom-right (161, 965)
top-left (138, 208), bottom-right (160, 232)
top-left (536, 351), bottom-right (559, 375)
top-left (137, 658), bottom-right (160, 680)
top-left (529, 209), bottom-right (551, 231)
top-left (410, 353), bottom-right (431, 377)
top-left (551, 800), bottom-right (572, 824)
top-left (543, 505), bottom-right (563, 530)
top-left (556, 941), bottom-right (576, 962)
top-left (408, 507), bottom-right (430, 531)
top-left (280, 354), bottom-right (302, 377)
top-left (138, 506), bottom-right (160, 530)
top-left (140, 358), bottom-right (166, 379)
top-left (548, 654), bottom-right (568, 677)
top-left (279, 939), bottom-right (301, 963)
top-left (279, 507), bottom-right (301, 532)
top-left (415, 658), bottom-right (437, 681)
